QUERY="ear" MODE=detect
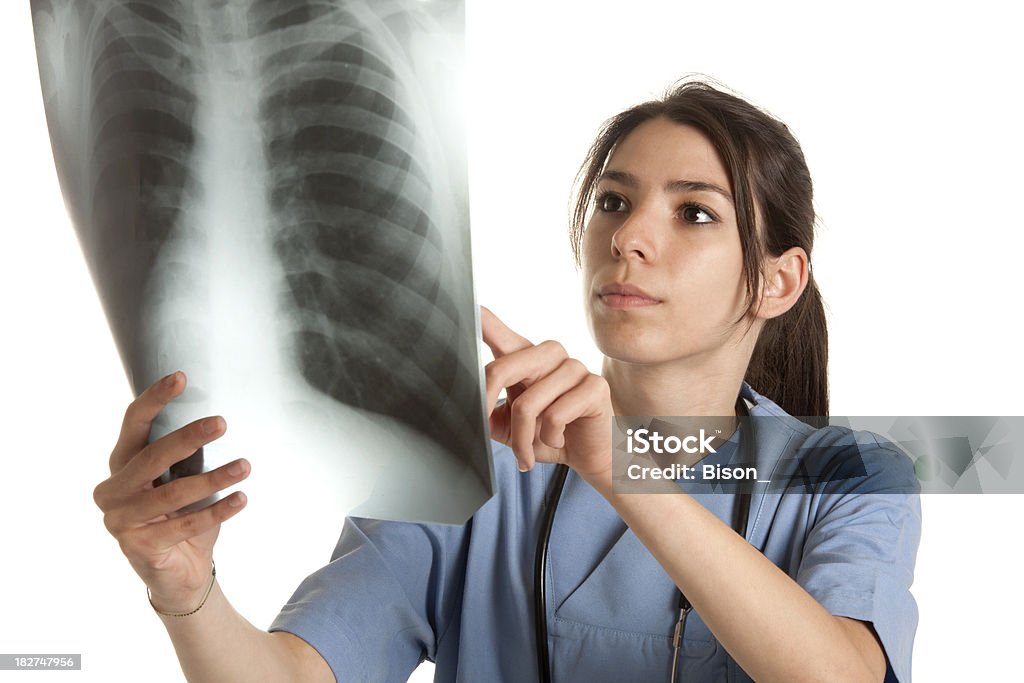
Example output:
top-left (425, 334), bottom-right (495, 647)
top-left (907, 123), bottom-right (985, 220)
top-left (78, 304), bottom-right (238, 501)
top-left (756, 247), bottom-right (809, 320)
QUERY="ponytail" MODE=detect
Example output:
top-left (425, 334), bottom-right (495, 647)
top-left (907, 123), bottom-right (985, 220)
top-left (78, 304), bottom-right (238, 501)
top-left (745, 274), bottom-right (829, 421)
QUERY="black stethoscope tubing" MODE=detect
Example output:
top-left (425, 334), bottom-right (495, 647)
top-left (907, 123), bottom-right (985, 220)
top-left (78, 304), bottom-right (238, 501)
top-left (534, 414), bottom-right (754, 683)
top-left (533, 463), bottom-right (570, 683)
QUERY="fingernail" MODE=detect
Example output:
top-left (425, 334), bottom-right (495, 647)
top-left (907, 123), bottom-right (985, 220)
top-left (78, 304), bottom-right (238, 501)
top-left (227, 460), bottom-right (242, 476)
top-left (201, 417), bottom-right (220, 434)
top-left (163, 371), bottom-right (179, 388)
top-left (228, 492), bottom-right (245, 507)
top-left (517, 462), bottom-right (530, 473)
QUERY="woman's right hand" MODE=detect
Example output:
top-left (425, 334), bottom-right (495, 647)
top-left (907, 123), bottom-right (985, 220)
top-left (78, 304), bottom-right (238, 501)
top-left (92, 371), bottom-right (250, 613)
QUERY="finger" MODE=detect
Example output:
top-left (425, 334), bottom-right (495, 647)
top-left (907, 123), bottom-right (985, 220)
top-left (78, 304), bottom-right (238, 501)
top-left (120, 415), bottom-right (227, 489)
top-left (484, 339), bottom-right (569, 415)
top-left (104, 458), bottom-right (250, 533)
top-left (488, 402), bottom-right (512, 448)
top-left (132, 491), bottom-right (248, 553)
top-left (507, 359), bottom-right (590, 470)
top-left (110, 371), bottom-right (186, 474)
top-left (536, 361), bottom-right (595, 449)
top-left (548, 370), bottom-right (610, 440)
top-left (480, 305), bottom-right (533, 359)
top-left (540, 374), bottom-right (611, 446)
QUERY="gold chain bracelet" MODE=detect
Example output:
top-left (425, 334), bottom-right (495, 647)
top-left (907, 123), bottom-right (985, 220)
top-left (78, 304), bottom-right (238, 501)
top-left (147, 561), bottom-right (217, 618)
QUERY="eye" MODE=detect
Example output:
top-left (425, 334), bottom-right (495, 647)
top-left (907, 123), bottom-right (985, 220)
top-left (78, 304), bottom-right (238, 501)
top-left (596, 191), bottom-right (629, 213)
top-left (680, 203), bottom-right (717, 224)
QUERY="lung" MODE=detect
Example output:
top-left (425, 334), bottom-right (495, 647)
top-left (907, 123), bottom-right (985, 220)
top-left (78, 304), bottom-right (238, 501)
top-left (31, 0), bottom-right (492, 523)
top-left (32, 0), bottom-right (203, 391)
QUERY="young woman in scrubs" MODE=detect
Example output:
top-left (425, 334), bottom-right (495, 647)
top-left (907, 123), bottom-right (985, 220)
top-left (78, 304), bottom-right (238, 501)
top-left (93, 80), bottom-right (920, 682)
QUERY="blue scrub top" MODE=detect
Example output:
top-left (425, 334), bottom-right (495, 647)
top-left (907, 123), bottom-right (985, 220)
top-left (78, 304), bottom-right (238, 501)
top-left (271, 384), bottom-right (921, 682)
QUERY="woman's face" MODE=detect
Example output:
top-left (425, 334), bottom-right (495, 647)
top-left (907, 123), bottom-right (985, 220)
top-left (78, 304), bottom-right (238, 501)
top-left (582, 116), bottom-right (751, 367)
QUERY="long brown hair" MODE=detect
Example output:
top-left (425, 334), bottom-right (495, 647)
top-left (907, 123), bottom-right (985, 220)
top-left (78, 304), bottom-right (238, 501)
top-left (570, 79), bottom-right (829, 417)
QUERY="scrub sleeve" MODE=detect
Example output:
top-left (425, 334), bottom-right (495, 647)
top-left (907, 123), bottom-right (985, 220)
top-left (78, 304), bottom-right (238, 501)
top-left (270, 518), bottom-right (469, 683)
top-left (795, 441), bottom-right (922, 683)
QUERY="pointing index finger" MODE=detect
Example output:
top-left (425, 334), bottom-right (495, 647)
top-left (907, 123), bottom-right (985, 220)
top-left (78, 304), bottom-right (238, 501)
top-left (480, 305), bottom-right (533, 359)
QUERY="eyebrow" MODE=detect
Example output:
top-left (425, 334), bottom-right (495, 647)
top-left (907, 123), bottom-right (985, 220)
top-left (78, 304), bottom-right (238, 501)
top-left (599, 169), bottom-right (734, 203)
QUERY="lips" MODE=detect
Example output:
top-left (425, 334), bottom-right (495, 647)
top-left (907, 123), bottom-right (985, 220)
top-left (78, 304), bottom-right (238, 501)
top-left (597, 282), bottom-right (661, 308)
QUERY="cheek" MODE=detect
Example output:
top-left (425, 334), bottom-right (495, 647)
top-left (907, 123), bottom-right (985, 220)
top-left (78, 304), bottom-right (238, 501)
top-left (717, 244), bottom-right (750, 316)
top-left (580, 225), bottom-right (606, 272)
top-left (669, 237), bottom-right (746, 312)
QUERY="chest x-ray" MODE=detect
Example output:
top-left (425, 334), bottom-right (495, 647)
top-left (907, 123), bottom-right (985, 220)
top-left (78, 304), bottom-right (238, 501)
top-left (31, 0), bottom-right (493, 524)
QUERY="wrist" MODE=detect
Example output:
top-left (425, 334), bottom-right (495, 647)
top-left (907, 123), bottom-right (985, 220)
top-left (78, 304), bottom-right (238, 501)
top-left (577, 463), bottom-right (615, 497)
top-left (147, 561), bottom-right (217, 617)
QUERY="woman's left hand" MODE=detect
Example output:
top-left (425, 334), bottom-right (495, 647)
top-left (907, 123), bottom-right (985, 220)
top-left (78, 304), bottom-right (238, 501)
top-left (480, 306), bottom-right (613, 480)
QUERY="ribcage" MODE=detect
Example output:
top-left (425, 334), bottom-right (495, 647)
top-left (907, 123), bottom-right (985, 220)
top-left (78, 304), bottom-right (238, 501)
top-left (31, 0), bottom-right (490, 517)
top-left (253, 1), bottom-right (484, 477)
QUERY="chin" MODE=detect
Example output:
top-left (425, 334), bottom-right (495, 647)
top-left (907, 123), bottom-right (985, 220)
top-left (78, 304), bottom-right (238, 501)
top-left (591, 321), bottom-right (677, 366)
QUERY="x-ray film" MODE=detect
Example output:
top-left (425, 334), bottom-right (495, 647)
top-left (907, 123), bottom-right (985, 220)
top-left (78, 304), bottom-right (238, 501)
top-left (31, 0), bottom-right (493, 524)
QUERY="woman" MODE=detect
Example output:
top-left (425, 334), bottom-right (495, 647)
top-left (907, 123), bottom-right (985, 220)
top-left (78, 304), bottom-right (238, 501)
top-left (93, 80), bottom-right (920, 682)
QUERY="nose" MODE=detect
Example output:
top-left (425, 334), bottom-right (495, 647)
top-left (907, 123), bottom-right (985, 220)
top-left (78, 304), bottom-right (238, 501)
top-left (610, 209), bottom-right (658, 262)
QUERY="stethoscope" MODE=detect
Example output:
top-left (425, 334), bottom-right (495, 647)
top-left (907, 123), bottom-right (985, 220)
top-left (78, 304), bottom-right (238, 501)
top-left (533, 401), bottom-right (755, 683)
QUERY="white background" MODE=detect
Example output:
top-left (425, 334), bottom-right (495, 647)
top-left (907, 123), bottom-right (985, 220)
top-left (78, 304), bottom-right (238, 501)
top-left (1, 1), bottom-right (1021, 681)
